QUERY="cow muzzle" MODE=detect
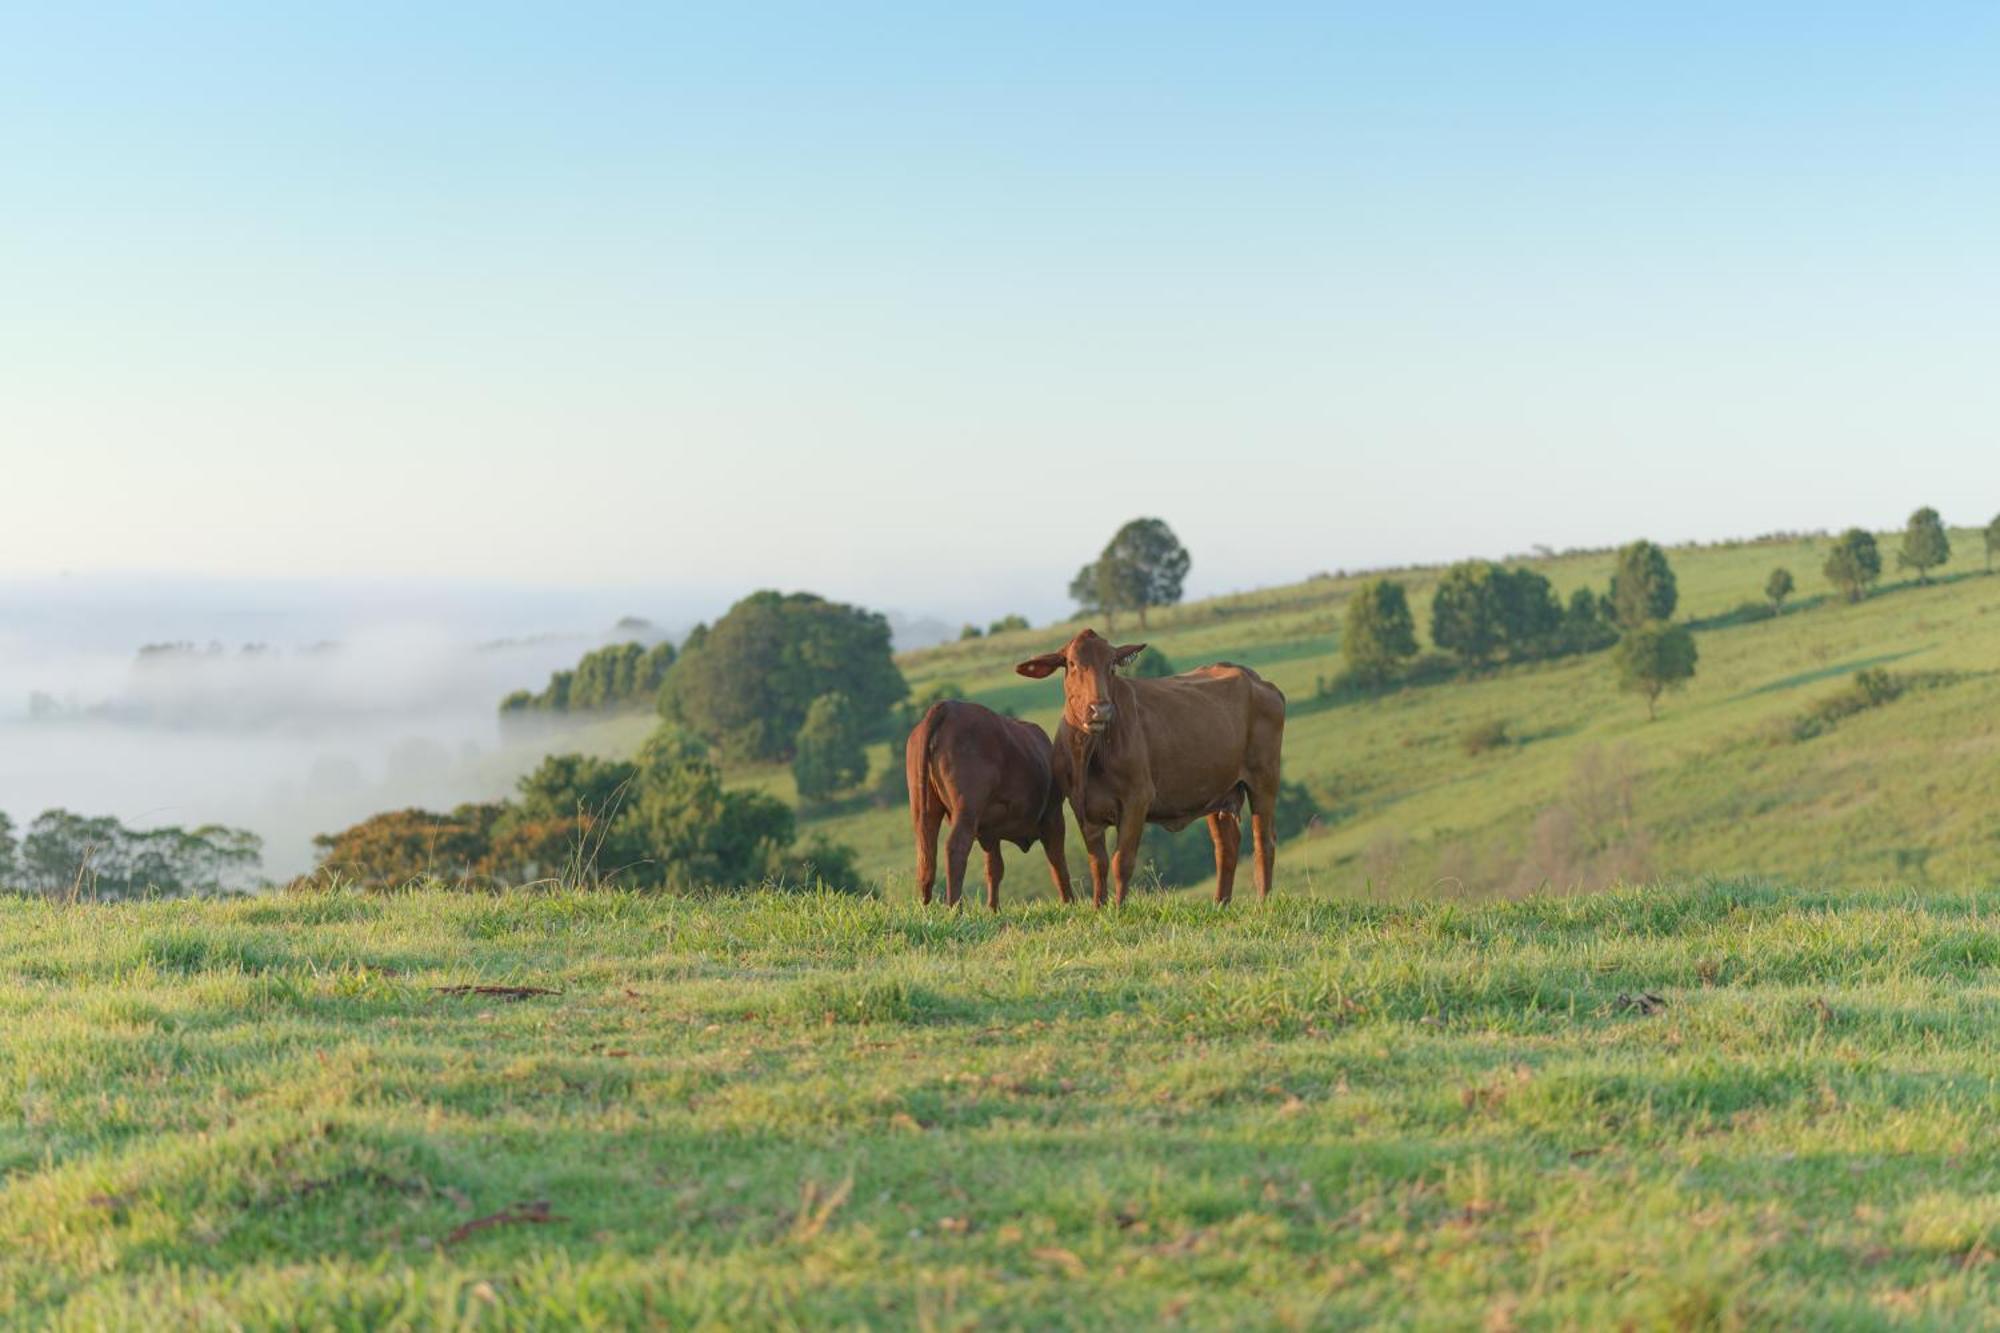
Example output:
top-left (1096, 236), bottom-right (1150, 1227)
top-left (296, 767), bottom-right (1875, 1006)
top-left (1085, 702), bottom-right (1115, 733)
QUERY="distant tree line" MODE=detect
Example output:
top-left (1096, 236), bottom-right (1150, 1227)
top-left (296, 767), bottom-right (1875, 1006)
top-left (0, 810), bottom-right (261, 900)
top-left (1338, 539), bottom-right (1697, 719)
top-left (313, 724), bottom-right (863, 892)
top-left (501, 640), bottom-right (677, 715)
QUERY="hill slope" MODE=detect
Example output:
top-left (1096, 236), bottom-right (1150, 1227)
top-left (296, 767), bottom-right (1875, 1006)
top-left (784, 529), bottom-right (2000, 899)
top-left (4, 885), bottom-right (1998, 1326)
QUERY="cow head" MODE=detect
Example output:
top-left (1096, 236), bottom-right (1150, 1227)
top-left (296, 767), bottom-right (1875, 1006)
top-left (1015, 630), bottom-right (1147, 737)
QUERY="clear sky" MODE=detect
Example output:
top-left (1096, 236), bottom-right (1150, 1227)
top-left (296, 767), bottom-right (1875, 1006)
top-left (6, 4), bottom-right (1999, 622)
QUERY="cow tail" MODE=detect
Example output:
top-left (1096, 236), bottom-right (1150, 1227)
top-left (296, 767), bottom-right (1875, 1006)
top-left (906, 700), bottom-right (950, 835)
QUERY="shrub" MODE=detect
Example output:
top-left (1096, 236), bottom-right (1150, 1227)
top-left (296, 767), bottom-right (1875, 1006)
top-left (1461, 719), bottom-right (1511, 756)
top-left (1128, 646), bottom-right (1176, 678)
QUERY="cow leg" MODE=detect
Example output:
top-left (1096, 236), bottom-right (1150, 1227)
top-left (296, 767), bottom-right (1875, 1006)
top-left (981, 839), bottom-right (1005, 912)
top-left (1041, 812), bottom-right (1075, 905)
top-left (1247, 780), bottom-right (1278, 900)
top-left (1207, 809), bottom-right (1241, 905)
top-left (1111, 803), bottom-right (1147, 908)
top-left (1081, 824), bottom-right (1112, 908)
top-left (915, 802), bottom-right (944, 906)
top-left (944, 815), bottom-right (977, 909)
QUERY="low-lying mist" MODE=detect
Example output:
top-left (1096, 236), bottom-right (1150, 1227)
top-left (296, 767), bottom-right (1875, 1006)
top-left (0, 577), bottom-right (703, 879)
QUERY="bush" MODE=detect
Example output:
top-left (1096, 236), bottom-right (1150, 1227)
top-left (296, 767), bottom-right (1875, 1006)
top-left (1790, 668), bottom-right (1907, 740)
top-left (1128, 646), bottom-right (1176, 678)
top-left (1461, 719), bottom-right (1511, 756)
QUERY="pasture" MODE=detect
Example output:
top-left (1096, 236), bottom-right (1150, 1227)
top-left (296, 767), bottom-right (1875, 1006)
top-left (6, 882), bottom-right (2000, 1328)
top-left (749, 528), bottom-right (2000, 900)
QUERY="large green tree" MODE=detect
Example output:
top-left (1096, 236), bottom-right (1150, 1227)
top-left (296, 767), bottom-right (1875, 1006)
top-left (0, 812), bottom-right (14, 886)
top-left (1898, 507), bottom-right (1950, 584)
top-left (1607, 540), bottom-right (1678, 627)
top-left (663, 591), bottom-right (906, 762)
top-left (1985, 514), bottom-right (2000, 574)
top-left (1823, 528), bottom-right (1883, 603)
top-left (1342, 578), bottom-right (1419, 684)
top-left (1614, 622), bottom-right (1698, 720)
top-left (1073, 518), bottom-right (1191, 630)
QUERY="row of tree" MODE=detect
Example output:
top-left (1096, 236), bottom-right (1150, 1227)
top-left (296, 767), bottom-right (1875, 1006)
top-left (0, 811), bottom-right (262, 900)
top-left (501, 640), bottom-right (677, 714)
top-left (1341, 540), bottom-right (1698, 717)
top-left (313, 724), bottom-right (862, 891)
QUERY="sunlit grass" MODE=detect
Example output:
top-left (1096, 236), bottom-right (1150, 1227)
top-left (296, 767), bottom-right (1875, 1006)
top-left (4, 883), bottom-right (1998, 1326)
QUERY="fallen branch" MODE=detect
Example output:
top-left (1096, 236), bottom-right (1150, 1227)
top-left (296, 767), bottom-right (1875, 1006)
top-left (432, 984), bottom-right (562, 1000)
top-left (443, 1200), bottom-right (563, 1245)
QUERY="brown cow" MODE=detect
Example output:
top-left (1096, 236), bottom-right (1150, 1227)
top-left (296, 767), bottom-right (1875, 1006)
top-left (906, 699), bottom-right (1074, 910)
top-left (1016, 629), bottom-right (1285, 906)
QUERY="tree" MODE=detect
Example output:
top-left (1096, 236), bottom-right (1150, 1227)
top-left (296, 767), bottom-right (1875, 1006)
top-left (1607, 540), bottom-right (1678, 627)
top-left (1614, 622), bottom-right (1698, 720)
top-left (1823, 528), bottom-right (1883, 603)
top-left (1493, 567), bottom-right (1562, 656)
top-left (1084, 517), bottom-right (1191, 629)
top-left (1068, 561), bottom-right (1116, 630)
top-left (792, 692), bottom-right (869, 801)
top-left (1898, 507), bottom-right (1950, 584)
top-left (501, 640), bottom-right (675, 715)
top-left (1342, 578), bottom-right (1419, 684)
top-left (20, 810), bottom-right (262, 899)
top-left (958, 624), bottom-right (983, 640)
top-left (663, 591), bottom-right (907, 762)
top-left (1559, 588), bottom-right (1618, 655)
top-left (1985, 515), bottom-right (2000, 574)
top-left (313, 804), bottom-right (507, 886)
top-left (1128, 646), bottom-right (1176, 678)
top-left (1765, 567), bottom-right (1795, 614)
top-left (987, 614), bottom-right (1031, 635)
top-left (1430, 561), bottom-right (1506, 667)
top-left (0, 812), bottom-right (14, 887)
top-left (313, 724), bottom-right (860, 891)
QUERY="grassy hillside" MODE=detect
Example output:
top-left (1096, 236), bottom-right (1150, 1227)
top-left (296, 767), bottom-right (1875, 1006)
top-left (5, 883), bottom-right (1998, 1327)
top-left (777, 528), bottom-right (2000, 900)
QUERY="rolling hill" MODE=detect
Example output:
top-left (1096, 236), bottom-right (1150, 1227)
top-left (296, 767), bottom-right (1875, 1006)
top-left (769, 527), bottom-right (2000, 900)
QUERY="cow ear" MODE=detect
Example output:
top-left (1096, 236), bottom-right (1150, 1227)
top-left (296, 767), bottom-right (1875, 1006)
top-left (1112, 643), bottom-right (1148, 667)
top-left (1015, 653), bottom-right (1064, 679)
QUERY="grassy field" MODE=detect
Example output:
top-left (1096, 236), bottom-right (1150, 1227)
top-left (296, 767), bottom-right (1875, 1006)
top-left (714, 527), bottom-right (2000, 902)
top-left (6, 882), bottom-right (2000, 1328)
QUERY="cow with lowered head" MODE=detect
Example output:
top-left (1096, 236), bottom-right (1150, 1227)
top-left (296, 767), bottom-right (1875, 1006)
top-left (906, 699), bottom-right (1074, 910)
top-left (1016, 629), bottom-right (1285, 906)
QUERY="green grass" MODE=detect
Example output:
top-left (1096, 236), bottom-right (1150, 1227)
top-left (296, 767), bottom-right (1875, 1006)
top-left (765, 529), bottom-right (2000, 900)
top-left (6, 883), bottom-right (2000, 1328)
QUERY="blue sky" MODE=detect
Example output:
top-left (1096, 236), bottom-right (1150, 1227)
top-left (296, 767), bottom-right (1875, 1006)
top-left (6, 4), bottom-right (1999, 622)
